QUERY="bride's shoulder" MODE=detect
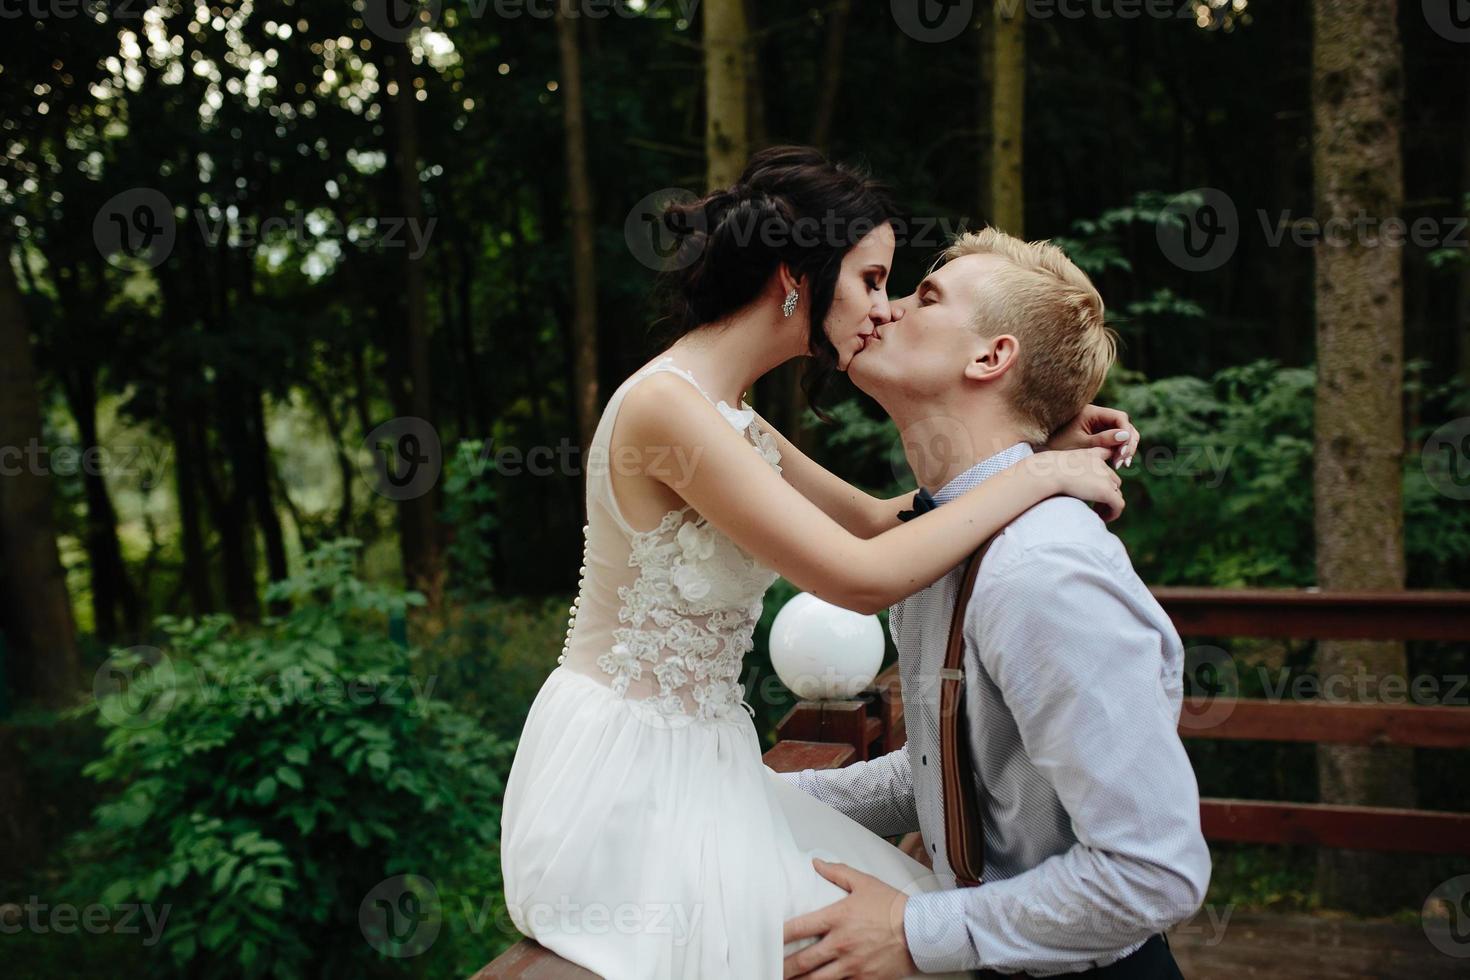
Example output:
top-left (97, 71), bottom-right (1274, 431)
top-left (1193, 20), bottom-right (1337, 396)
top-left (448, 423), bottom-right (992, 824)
top-left (612, 367), bottom-right (711, 440)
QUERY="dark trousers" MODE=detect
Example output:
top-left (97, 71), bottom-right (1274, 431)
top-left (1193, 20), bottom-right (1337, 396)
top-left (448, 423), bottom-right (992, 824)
top-left (972, 933), bottom-right (1182, 980)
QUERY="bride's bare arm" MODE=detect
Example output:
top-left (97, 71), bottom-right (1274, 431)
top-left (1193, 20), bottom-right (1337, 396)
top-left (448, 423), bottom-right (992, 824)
top-left (750, 409), bottom-right (910, 539)
top-left (752, 402), bottom-right (1142, 539)
top-left (623, 375), bottom-right (1124, 614)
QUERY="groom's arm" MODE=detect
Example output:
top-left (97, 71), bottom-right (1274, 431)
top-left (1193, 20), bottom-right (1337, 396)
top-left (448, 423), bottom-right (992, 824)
top-left (773, 747), bottom-right (920, 838)
top-left (902, 541), bottom-right (1211, 976)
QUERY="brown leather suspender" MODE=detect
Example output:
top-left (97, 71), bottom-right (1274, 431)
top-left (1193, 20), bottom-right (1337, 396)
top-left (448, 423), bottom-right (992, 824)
top-left (938, 537), bottom-right (996, 887)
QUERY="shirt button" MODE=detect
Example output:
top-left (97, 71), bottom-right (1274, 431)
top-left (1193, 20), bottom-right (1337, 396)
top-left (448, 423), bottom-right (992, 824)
top-left (921, 754), bottom-right (927, 765)
top-left (931, 843), bottom-right (937, 853)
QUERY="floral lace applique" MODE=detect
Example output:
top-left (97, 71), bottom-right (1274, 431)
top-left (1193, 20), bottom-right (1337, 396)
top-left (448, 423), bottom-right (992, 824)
top-left (586, 373), bottom-right (782, 722)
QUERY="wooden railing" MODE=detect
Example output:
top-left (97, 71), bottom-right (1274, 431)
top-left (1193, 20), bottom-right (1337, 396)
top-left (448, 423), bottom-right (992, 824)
top-left (474, 588), bottom-right (1470, 976)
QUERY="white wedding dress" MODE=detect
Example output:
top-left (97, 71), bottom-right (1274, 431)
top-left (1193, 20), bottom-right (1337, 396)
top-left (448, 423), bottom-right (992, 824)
top-left (500, 356), bottom-right (968, 979)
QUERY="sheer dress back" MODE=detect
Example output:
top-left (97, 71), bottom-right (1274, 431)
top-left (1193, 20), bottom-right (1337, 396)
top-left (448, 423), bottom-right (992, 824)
top-left (555, 356), bottom-right (784, 725)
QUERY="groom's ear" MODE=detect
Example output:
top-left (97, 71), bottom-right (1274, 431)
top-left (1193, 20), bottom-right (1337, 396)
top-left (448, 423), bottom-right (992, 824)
top-left (963, 334), bottom-right (1020, 384)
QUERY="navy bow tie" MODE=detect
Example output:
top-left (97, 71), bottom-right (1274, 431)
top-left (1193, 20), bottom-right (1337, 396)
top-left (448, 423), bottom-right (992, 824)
top-left (897, 487), bottom-right (938, 522)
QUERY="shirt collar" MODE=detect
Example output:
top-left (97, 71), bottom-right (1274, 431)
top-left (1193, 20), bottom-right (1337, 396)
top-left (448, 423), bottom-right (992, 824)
top-left (930, 442), bottom-right (1035, 507)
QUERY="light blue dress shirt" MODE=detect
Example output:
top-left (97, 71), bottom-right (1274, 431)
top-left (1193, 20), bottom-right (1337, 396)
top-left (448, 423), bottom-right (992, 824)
top-left (782, 443), bottom-right (1211, 975)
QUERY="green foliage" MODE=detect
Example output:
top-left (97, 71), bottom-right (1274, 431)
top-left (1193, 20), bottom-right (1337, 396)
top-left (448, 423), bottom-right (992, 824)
top-left (441, 439), bottom-right (500, 602)
top-left (418, 594), bottom-right (572, 743)
top-left (1102, 360), bottom-right (1317, 586)
top-left (1050, 190), bottom-right (1209, 281)
top-left (66, 540), bottom-right (515, 979)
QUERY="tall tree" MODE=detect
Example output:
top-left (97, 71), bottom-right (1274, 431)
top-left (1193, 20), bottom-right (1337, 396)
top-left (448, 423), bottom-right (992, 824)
top-left (704, 0), bottom-right (752, 190)
top-left (986, 0), bottom-right (1025, 235)
top-left (810, 0), bottom-right (852, 154)
top-left (0, 253), bottom-right (80, 707)
top-left (1459, 66), bottom-right (1470, 387)
top-left (388, 37), bottom-right (445, 604)
top-left (1310, 0), bottom-right (1416, 913)
top-left (557, 1), bottom-right (600, 453)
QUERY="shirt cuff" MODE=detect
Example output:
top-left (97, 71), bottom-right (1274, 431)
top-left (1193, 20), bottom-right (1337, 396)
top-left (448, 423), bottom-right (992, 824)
top-left (902, 889), bottom-right (978, 974)
top-left (775, 768), bottom-right (807, 789)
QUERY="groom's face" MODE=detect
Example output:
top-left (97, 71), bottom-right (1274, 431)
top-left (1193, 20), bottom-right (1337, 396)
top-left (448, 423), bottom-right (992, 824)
top-left (848, 253), bottom-right (1007, 402)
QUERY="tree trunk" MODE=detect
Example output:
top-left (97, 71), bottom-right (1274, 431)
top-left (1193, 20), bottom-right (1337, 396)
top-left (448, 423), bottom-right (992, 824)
top-left (557, 1), bottom-right (600, 455)
top-left (389, 42), bottom-right (444, 604)
top-left (704, 0), bottom-right (751, 190)
top-left (1310, 0), bottom-right (1417, 914)
top-left (986, 0), bottom-right (1025, 236)
top-left (68, 366), bottom-right (140, 641)
top-left (165, 384), bottom-right (214, 616)
top-left (200, 397), bottom-right (260, 623)
top-left (0, 254), bottom-right (80, 708)
top-left (246, 388), bottom-right (290, 602)
top-left (810, 0), bottom-right (851, 154)
top-left (1459, 65), bottom-right (1470, 386)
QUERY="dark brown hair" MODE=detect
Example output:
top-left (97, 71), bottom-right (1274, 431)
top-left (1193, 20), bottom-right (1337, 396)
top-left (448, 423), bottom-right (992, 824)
top-left (653, 146), bottom-right (897, 416)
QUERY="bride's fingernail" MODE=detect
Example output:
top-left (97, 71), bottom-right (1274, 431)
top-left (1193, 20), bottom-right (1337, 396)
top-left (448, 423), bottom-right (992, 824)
top-left (1115, 431), bottom-right (1130, 442)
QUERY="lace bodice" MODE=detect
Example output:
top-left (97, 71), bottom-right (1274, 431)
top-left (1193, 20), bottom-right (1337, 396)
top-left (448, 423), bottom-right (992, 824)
top-left (556, 357), bottom-right (783, 726)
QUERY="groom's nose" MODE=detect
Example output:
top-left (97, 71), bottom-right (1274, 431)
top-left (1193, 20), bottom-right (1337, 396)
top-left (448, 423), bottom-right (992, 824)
top-left (885, 294), bottom-right (912, 322)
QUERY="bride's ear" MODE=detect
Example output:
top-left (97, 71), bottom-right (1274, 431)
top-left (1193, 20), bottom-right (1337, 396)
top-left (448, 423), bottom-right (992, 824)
top-left (777, 263), bottom-right (806, 294)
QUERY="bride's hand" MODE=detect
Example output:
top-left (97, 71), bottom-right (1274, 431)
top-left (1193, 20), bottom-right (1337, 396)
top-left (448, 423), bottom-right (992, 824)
top-left (1022, 447), bottom-right (1126, 522)
top-left (1046, 403), bottom-right (1138, 469)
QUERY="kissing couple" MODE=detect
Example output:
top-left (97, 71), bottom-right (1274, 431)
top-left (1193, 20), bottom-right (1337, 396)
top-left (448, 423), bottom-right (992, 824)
top-left (500, 146), bottom-right (1210, 979)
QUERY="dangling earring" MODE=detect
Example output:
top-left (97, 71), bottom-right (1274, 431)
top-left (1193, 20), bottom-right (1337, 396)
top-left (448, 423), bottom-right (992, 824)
top-left (782, 288), bottom-right (799, 318)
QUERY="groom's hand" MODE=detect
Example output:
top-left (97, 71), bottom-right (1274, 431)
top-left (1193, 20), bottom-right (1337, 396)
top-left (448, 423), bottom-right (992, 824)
top-left (782, 858), bottom-right (919, 979)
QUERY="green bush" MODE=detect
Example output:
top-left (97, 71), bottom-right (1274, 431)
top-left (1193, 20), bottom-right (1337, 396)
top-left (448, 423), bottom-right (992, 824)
top-left (65, 539), bottom-right (515, 979)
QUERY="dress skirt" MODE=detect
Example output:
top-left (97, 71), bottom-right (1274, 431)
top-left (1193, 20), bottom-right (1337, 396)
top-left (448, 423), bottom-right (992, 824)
top-left (501, 665), bottom-right (972, 979)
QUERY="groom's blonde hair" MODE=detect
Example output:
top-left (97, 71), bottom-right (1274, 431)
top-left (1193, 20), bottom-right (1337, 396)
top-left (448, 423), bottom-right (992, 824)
top-left (935, 228), bottom-right (1115, 443)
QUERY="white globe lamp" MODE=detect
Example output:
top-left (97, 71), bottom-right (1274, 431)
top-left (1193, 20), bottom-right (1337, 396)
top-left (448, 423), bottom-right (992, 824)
top-left (769, 592), bottom-right (886, 701)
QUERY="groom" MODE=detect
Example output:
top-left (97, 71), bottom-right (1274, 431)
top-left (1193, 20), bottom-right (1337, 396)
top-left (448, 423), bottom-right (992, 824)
top-left (779, 230), bottom-right (1210, 978)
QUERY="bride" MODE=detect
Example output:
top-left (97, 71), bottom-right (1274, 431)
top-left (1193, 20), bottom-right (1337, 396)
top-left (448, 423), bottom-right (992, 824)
top-left (500, 147), bottom-right (1133, 979)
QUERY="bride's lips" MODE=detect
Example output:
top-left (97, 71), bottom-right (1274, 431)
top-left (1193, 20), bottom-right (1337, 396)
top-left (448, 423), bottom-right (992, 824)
top-left (854, 323), bottom-right (883, 355)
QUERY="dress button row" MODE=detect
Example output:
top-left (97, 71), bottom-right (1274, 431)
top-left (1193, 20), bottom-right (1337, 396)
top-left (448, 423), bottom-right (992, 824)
top-left (558, 523), bottom-right (591, 665)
